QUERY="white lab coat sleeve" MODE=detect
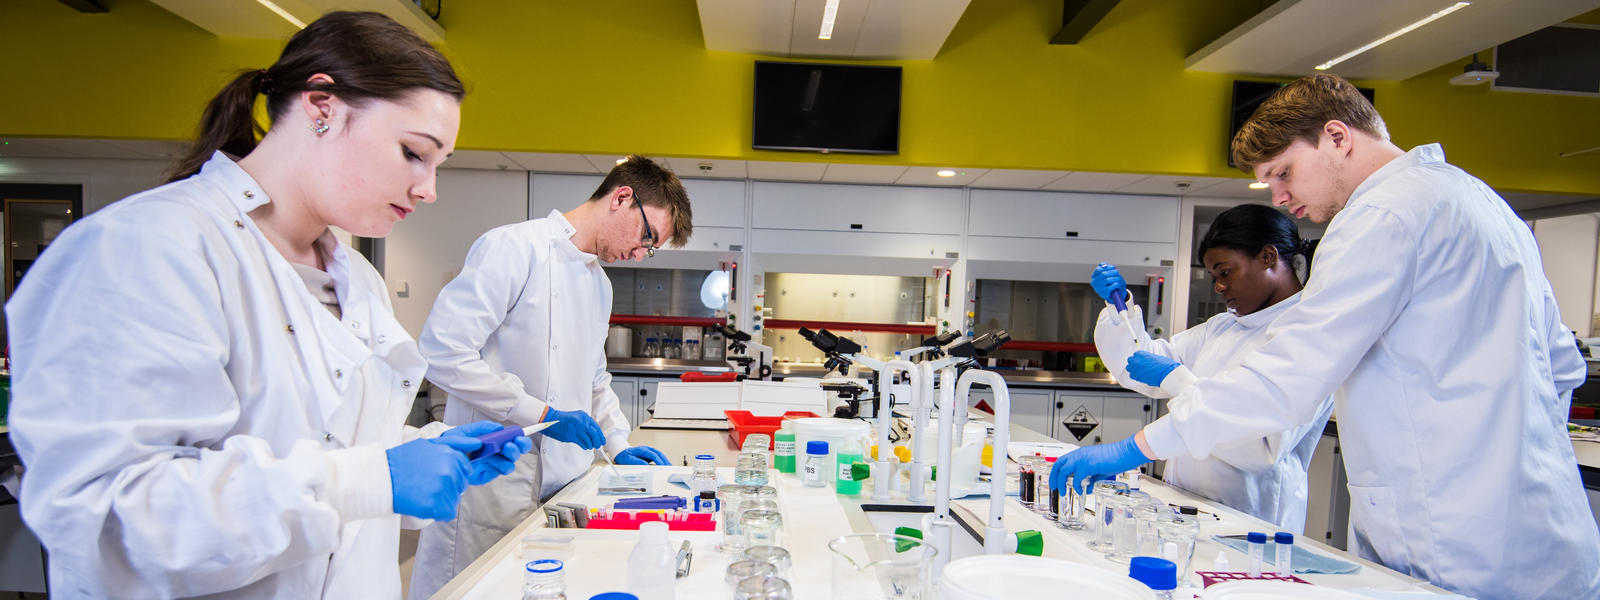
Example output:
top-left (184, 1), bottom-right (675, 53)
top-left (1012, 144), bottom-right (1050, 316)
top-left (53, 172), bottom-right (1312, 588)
top-left (419, 229), bottom-right (547, 426)
top-left (1143, 205), bottom-right (1417, 460)
top-left (1093, 304), bottom-right (1198, 399)
top-left (1547, 304), bottom-right (1586, 396)
top-left (7, 218), bottom-right (385, 597)
top-left (1207, 397), bottom-right (1334, 474)
top-left (593, 342), bottom-right (633, 459)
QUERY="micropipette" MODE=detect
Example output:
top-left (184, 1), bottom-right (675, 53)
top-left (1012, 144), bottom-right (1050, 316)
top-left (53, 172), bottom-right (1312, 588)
top-left (1108, 288), bottom-right (1142, 348)
top-left (466, 420), bottom-right (555, 460)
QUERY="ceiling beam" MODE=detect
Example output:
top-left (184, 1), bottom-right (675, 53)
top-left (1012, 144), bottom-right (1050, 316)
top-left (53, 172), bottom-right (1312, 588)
top-left (56, 0), bottom-right (107, 12)
top-left (1051, 0), bottom-right (1120, 45)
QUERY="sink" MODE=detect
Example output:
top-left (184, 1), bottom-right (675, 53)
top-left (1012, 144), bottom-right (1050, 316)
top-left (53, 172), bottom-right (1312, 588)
top-left (858, 504), bottom-right (987, 562)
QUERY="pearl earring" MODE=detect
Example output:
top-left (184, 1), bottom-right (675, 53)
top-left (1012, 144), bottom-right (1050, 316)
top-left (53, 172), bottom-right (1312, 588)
top-left (309, 119), bottom-right (330, 135)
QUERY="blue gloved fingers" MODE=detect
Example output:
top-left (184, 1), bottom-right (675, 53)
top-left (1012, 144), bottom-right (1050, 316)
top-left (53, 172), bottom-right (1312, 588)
top-left (542, 409), bottom-right (606, 449)
top-left (445, 420), bottom-right (506, 438)
top-left (1049, 452), bottom-right (1071, 495)
top-left (1126, 351), bottom-right (1182, 387)
top-left (615, 449), bottom-right (648, 465)
top-left (430, 434), bottom-right (483, 455)
top-left (387, 438), bottom-right (473, 520)
top-left (638, 446), bottom-right (670, 465)
top-left (500, 435), bottom-right (533, 460)
top-left (1091, 263), bottom-right (1127, 303)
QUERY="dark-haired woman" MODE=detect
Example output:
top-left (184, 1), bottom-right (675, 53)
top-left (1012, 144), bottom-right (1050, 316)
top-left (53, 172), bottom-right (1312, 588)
top-left (1088, 204), bottom-right (1333, 532)
top-left (6, 12), bottom-right (526, 598)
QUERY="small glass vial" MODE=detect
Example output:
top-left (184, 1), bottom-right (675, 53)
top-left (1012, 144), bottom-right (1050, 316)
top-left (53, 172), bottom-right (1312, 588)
top-left (1128, 556), bottom-right (1176, 600)
top-left (1055, 483), bottom-right (1086, 530)
top-left (694, 490), bottom-right (718, 513)
top-left (1274, 532), bottom-right (1295, 576)
top-left (717, 485), bottom-right (754, 552)
top-left (1157, 511), bottom-right (1200, 587)
top-left (802, 441), bottom-right (829, 487)
top-left (522, 559), bottom-right (566, 600)
top-left (1033, 456), bottom-right (1055, 516)
top-left (1017, 455), bottom-right (1039, 508)
top-left (1246, 531), bottom-right (1267, 577)
top-left (742, 545), bottom-right (792, 578)
top-left (691, 454), bottom-right (717, 493)
top-left (741, 509), bottom-right (784, 548)
top-left (734, 575), bottom-right (792, 600)
top-left (724, 559), bottom-right (776, 585)
top-left (642, 337), bottom-right (660, 358)
top-left (685, 338), bottom-right (701, 360)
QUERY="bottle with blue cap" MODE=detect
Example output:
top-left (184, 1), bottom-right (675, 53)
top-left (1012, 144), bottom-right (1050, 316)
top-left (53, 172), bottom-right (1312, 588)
top-left (1246, 531), bottom-right (1267, 577)
top-left (588, 594), bottom-right (639, 600)
top-left (802, 441), bottom-right (829, 487)
top-left (523, 559), bottom-right (566, 600)
top-left (1275, 532), bottom-right (1295, 576)
top-left (1128, 556), bottom-right (1177, 600)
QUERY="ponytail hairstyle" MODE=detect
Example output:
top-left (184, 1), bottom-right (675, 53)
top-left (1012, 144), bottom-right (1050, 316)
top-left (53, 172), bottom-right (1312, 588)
top-left (166, 11), bottom-right (465, 182)
top-left (1197, 204), bottom-right (1318, 283)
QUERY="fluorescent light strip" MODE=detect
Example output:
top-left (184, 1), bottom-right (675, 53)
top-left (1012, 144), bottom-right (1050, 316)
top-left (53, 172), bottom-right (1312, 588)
top-left (257, 0), bottom-right (306, 29)
top-left (819, 0), bottom-right (840, 40)
top-left (1249, 182), bottom-right (1269, 190)
top-left (1315, 2), bottom-right (1469, 71)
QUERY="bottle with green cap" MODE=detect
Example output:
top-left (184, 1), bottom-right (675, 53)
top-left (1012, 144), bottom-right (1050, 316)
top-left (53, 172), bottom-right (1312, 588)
top-left (835, 436), bottom-right (866, 495)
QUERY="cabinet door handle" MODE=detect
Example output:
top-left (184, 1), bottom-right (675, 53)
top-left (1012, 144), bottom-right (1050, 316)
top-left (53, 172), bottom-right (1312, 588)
top-left (1093, 436), bottom-right (1102, 443)
top-left (1055, 401), bottom-right (1063, 409)
top-left (640, 389), bottom-right (649, 396)
top-left (1142, 404), bottom-right (1150, 412)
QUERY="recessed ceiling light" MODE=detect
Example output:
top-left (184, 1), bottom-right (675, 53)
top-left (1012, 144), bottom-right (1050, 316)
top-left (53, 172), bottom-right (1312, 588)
top-left (256, 0), bottom-right (306, 29)
top-left (1315, 2), bottom-right (1470, 71)
top-left (1249, 182), bottom-right (1269, 190)
top-left (819, 0), bottom-right (840, 40)
top-left (936, 170), bottom-right (957, 177)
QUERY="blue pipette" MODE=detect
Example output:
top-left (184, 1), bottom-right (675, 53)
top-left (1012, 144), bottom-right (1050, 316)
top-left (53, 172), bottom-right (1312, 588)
top-left (466, 420), bottom-right (555, 461)
top-left (1106, 283), bottom-right (1142, 348)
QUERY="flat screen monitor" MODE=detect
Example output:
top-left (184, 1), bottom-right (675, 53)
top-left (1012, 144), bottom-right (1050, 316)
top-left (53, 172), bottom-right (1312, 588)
top-left (753, 61), bottom-right (901, 155)
top-left (1229, 80), bottom-right (1375, 167)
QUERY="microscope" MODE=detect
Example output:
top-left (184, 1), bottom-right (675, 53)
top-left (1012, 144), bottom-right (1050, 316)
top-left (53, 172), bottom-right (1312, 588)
top-left (714, 324), bottom-right (772, 381)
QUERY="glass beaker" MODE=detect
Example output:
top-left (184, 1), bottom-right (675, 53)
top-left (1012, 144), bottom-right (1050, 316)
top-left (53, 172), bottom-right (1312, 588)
top-left (1157, 513), bottom-right (1200, 588)
top-left (1087, 480), bottom-right (1128, 553)
top-left (736, 452), bottom-right (770, 486)
top-left (734, 574), bottom-right (793, 600)
top-left (1107, 489), bottom-right (1152, 563)
top-left (741, 509), bottom-right (784, 548)
top-left (1033, 457), bottom-right (1055, 516)
top-left (726, 559), bottom-right (777, 585)
top-left (1134, 498), bottom-right (1168, 557)
top-left (718, 485), bottom-right (756, 552)
top-left (743, 545), bottom-right (793, 578)
top-left (827, 533), bottom-right (936, 600)
top-left (1056, 484), bottom-right (1086, 531)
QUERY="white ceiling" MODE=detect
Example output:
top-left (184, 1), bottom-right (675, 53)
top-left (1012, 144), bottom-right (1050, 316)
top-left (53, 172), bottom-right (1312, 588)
top-left (1187, 0), bottom-right (1600, 80)
top-left (9, 137), bottom-right (1598, 212)
top-left (146, 0), bottom-right (444, 41)
top-left (696, 0), bottom-right (973, 60)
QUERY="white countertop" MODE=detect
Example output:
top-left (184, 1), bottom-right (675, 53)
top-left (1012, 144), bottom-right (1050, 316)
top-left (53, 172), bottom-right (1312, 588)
top-left (431, 419), bottom-right (1452, 599)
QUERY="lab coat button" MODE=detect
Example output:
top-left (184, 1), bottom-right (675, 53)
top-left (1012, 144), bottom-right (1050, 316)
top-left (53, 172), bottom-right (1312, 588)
top-left (334, 369), bottom-right (343, 378)
top-left (286, 324), bottom-right (295, 334)
top-left (351, 321), bottom-right (361, 329)
top-left (402, 379), bottom-right (412, 388)
top-left (324, 433), bottom-right (332, 441)
top-left (377, 334), bottom-right (388, 344)
top-left (234, 220), bottom-right (245, 230)
top-left (243, 190), bottom-right (254, 199)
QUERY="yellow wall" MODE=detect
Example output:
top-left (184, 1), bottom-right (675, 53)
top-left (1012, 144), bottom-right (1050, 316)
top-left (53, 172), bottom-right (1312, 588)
top-left (2, 0), bottom-right (1596, 195)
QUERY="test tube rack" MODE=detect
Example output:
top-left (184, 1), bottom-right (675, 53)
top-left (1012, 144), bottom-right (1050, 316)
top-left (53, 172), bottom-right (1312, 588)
top-left (585, 510), bottom-right (717, 532)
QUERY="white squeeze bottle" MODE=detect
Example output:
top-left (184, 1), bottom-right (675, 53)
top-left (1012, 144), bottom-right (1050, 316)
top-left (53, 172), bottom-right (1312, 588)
top-left (627, 522), bottom-right (676, 600)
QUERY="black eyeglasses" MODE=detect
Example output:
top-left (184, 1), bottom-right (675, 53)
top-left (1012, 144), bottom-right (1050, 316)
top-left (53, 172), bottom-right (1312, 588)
top-left (635, 198), bottom-right (658, 258)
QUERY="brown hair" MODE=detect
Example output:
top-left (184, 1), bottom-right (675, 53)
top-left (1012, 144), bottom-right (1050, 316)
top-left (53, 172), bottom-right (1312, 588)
top-left (591, 155), bottom-right (694, 247)
top-left (1230, 73), bottom-right (1388, 173)
top-left (166, 11), bottom-right (465, 182)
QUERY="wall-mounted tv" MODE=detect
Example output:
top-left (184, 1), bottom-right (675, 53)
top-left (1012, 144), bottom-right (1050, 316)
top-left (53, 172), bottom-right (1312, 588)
top-left (1228, 80), bottom-right (1375, 167)
top-left (753, 61), bottom-right (901, 155)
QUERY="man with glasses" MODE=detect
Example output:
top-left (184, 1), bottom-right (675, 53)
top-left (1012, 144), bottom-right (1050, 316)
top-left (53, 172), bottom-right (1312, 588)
top-left (409, 155), bottom-right (694, 599)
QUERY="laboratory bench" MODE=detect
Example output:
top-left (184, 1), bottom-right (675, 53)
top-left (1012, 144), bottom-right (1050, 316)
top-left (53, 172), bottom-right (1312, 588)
top-left (430, 412), bottom-right (1457, 599)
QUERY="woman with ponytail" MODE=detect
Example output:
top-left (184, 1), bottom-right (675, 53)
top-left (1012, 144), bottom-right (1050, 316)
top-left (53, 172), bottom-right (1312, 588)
top-left (1080, 204), bottom-right (1334, 532)
top-left (6, 12), bottom-right (528, 598)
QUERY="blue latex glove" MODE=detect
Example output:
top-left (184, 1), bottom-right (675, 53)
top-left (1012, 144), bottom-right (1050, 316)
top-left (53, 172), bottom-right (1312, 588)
top-left (541, 407), bottom-right (605, 450)
top-left (1126, 350), bottom-right (1181, 387)
top-left (386, 436), bottom-right (474, 520)
top-left (441, 420), bottom-right (533, 485)
top-left (615, 445), bottom-right (670, 465)
top-left (1050, 436), bottom-right (1152, 495)
top-left (1091, 263), bottom-right (1127, 304)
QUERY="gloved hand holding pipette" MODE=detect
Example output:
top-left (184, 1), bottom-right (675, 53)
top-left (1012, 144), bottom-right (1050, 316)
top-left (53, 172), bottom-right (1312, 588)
top-left (449, 420), bottom-right (544, 484)
top-left (1092, 263), bottom-right (1144, 348)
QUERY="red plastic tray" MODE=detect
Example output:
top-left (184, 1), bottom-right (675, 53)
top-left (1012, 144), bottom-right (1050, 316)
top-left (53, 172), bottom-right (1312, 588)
top-left (724, 410), bottom-right (820, 450)
top-left (680, 371), bottom-right (740, 382)
top-left (1195, 571), bottom-right (1312, 587)
top-left (585, 510), bottom-right (716, 531)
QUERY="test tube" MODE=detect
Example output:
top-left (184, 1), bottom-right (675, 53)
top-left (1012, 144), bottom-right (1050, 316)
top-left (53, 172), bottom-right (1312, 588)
top-left (1274, 532), bottom-right (1295, 576)
top-left (1246, 532), bottom-right (1267, 577)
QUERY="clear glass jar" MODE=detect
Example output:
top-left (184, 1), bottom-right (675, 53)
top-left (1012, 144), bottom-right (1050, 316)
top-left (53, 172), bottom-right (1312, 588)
top-left (1033, 457), bottom-right (1055, 516)
top-left (1157, 513), bottom-right (1200, 588)
top-left (1108, 489), bottom-right (1153, 563)
top-left (642, 337), bottom-right (660, 358)
top-left (734, 575), bottom-right (792, 600)
top-left (1055, 483), bottom-right (1086, 530)
top-left (741, 509), bottom-right (784, 548)
top-left (725, 558), bottom-right (777, 585)
top-left (743, 545), bottom-right (793, 578)
top-left (717, 485), bottom-right (755, 552)
top-left (663, 338), bottom-right (680, 359)
top-left (1134, 499), bottom-right (1168, 557)
top-left (742, 434), bottom-right (773, 455)
top-left (735, 452), bottom-right (769, 486)
top-left (1017, 455), bottom-right (1042, 509)
top-left (1087, 480), bottom-right (1128, 552)
top-left (522, 559), bottom-right (566, 600)
top-left (692, 453), bottom-right (717, 494)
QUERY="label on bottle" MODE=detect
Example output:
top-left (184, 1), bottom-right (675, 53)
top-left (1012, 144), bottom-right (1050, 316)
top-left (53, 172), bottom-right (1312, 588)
top-left (775, 440), bottom-right (795, 456)
top-left (803, 462), bottom-right (819, 481)
top-left (837, 461), bottom-right (851, 481)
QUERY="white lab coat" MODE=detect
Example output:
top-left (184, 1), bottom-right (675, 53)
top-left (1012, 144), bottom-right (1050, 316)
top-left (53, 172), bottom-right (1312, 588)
top-left (1095, 296), bottom-right (1333, 532)
top-left (409, 211), bottom-right (631, 599)
top-left (6, 152), bottom-right (435, 599)
top-left (1142, 145), bottom-right (1600, 600)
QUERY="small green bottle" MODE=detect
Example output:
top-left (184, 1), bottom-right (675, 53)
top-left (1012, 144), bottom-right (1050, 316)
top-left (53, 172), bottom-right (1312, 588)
top-left (774, 419), bottom-right (797, 473)
top-left (835, 437), bottom-right (865, 495)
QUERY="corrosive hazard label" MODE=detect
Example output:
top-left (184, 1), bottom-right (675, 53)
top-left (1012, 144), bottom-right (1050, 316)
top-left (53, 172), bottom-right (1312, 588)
top-left (1063, 405), bottom-right (1099, 441)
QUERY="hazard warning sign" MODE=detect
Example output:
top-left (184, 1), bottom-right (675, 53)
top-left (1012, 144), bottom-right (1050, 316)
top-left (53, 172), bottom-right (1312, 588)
top-left (1062, 405), bottom-right (1099, 441)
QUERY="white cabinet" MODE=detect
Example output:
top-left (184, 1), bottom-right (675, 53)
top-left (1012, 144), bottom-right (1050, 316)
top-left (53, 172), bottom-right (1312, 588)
top-left (1052, 390), bottom-right (1153, 446)
top-left (968, 388), bottom-right (1054, 439)
top-left (1306, 432), bottom-right (1350, 550)
top-left (609, 377), bottom-right (640, 429)
top-left (968, 189), bottom-right (1177, 243)
top-left (532, 174), bottom-right (746, 228)
top-left (752, 182), bottom-right (963, 235)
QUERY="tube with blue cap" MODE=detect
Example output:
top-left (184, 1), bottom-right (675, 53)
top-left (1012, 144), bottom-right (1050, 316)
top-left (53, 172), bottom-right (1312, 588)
top-left (466, 420), bottom-right (555, 461)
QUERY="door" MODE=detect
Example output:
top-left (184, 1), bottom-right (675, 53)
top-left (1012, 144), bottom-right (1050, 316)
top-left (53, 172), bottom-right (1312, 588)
top-left (609, 376), bottom-right (638, 428)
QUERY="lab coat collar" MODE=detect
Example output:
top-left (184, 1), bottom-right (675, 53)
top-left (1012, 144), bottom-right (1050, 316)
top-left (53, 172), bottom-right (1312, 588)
top-left (544, 209), bottom-right (600, 264)
top-left (1348, 143), bottom-right (1444, 206)
top-left (1228, 291), bottom-right (1302, 329)
top-left (199, 151), bottom-right (272, 213)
